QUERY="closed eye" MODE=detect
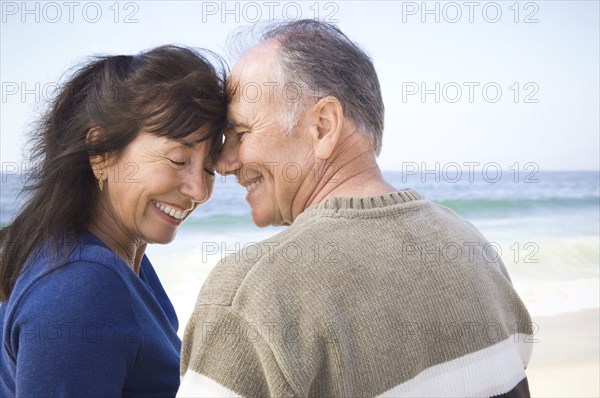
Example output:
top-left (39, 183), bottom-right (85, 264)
top-left (203, 168), bottom-right (215, 176)
top-left (168, 159), bottom-right (186, 166)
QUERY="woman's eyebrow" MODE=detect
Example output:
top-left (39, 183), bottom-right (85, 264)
top-left (174, 136), bottom-right (209, 148)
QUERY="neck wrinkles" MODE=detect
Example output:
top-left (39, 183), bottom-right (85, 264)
top-left (294, 134), bottom-right (396, 221)
top-left (88, 203), bottom-right (145, 274)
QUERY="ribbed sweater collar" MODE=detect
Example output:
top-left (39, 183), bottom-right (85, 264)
top-left (298, 189), bottom-right (426, 220)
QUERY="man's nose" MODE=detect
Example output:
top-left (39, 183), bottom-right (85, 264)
top-left (216, 139), bottom-right (241, 176)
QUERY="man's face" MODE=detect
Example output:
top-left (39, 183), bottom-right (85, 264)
top-left (218, 44), bottom-right (314, 227)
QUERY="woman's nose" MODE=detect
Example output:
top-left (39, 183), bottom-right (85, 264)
top-left (180, 169), bottom-right (212, 205)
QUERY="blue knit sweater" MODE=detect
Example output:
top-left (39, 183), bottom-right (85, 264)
top-left (0, 232), bottom-right (181, 397)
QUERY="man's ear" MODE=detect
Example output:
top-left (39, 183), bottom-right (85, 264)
top-left (86, 127), bottom-right (108, 180)
top-left (310, 96), bottom-right (343, 160)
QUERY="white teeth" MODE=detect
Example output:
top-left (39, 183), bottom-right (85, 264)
top-left (246, 178), bottom-right (264, 192)
top-left (153, 201), bottom-right (186, 220)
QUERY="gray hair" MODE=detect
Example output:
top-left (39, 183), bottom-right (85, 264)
top-left (229, 20), bottom-right (385, 155)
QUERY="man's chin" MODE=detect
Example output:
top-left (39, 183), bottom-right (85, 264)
top-left (250, 210), bottom-right (282, 228)
top-left (250, 212), bottom-right (270, 228)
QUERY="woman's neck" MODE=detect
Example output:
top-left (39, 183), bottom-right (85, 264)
top-left (87, 214), bottom-right (146, 275)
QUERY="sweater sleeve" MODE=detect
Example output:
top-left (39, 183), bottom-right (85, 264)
top-left (179, 305), bottom-right (296, 398)
top-left (7, 260), bottom-right (141, 397)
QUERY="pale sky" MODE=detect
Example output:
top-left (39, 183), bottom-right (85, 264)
top-left (1, 0), bottom-right (599, 171)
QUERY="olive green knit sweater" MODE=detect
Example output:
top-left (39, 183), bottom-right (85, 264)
top-left (179, 190), bottom-right (533, 397)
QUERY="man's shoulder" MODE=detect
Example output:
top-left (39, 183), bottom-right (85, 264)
top-left (196, 218), bottom-right (339, 307)
top-left (195, 198), bottom-right (487, 308)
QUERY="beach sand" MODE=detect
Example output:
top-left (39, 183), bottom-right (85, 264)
top-left (527, 308), bottom-right (600, 398)
top-left (149, 249), bottom-right (220, 332)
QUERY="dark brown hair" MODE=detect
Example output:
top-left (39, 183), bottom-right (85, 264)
top-left (0, 45), bottom-right (228, 300)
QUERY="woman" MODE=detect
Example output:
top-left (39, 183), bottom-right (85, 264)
top-left (0, 45), bottom-right (227, 397)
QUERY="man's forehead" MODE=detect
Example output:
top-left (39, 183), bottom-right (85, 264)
top-left (226, 97), bottom-right (253, 129)
top-left (225, 75), bottom-right (240, 96)
top-left (226, 41), bottom-right (283, 128)
top-left (229, 40), bottom-right (279, 82)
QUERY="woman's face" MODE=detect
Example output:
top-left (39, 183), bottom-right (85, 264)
top-left (95, 127), bottom-right (216, 246)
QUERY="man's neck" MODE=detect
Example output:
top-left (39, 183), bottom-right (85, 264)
top-left (299, 134), bottom-right (397, 213)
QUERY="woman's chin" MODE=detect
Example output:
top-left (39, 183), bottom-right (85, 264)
top-left (146, 231), bottom-right (177, 245)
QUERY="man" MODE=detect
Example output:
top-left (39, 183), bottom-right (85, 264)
top-left (179, 20), bottom-right (533, 397)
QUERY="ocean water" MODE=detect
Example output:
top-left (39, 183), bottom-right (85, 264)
top-left (1, 171), bottom-right (599, 322)
top-left (2, 171), bottom-right (598, 235)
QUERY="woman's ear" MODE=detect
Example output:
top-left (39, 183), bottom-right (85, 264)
top-left (310, 96), bottom-right (343, 160)
top-left (86, 128), bottom-right (108, 181)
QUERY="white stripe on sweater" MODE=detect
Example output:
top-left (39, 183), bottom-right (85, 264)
top-left (378, 335), bottom-right (533, 397)
top-left (177, 335), bottom-right (532, 397)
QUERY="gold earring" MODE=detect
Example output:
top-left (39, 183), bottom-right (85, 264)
top-left (98, 170), bottom-right (104, 191)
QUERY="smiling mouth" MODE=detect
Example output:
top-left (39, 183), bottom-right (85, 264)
top-left (245, 177), bottom-right (264, 192)
top-left (152, 201), bottom-right (190, 220)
